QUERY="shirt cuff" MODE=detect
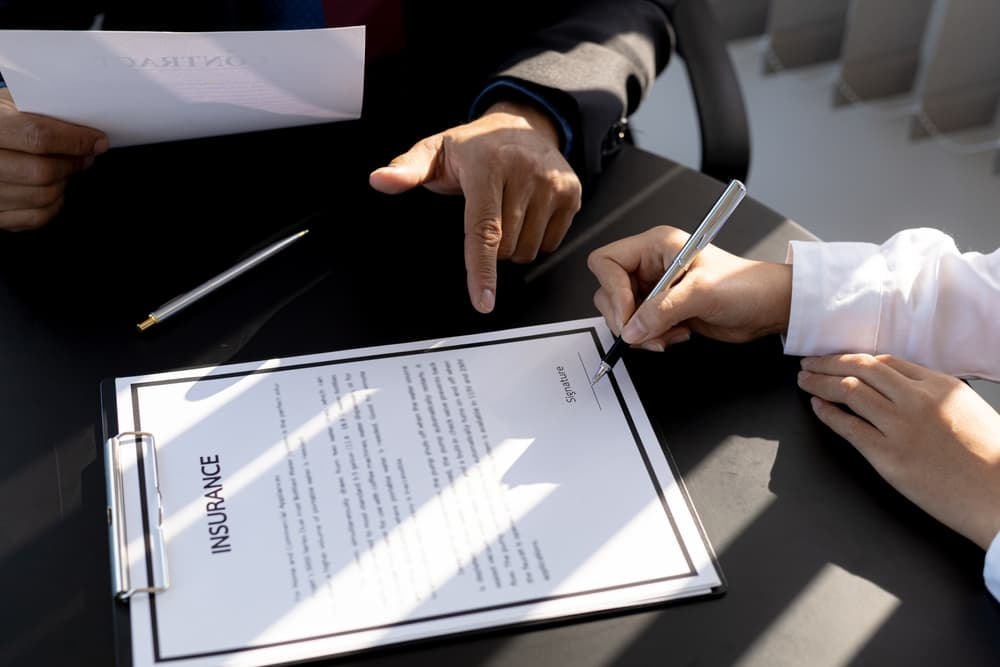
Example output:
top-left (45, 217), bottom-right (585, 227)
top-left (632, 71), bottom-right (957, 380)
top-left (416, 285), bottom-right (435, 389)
top-left (985, 530), bottom-right (1000, 603)
top-left (783, 239), bottom-right (886, 357)
top-left (468, 80), bottom-right (574, 160)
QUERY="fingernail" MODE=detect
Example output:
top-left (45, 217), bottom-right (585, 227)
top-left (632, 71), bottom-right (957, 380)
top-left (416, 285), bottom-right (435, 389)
top-left (93, 137), bottom-right (109, 155)
top-left (639, 340), bottom-right (665, 353)
top-left (83, 155), bottom-right (95, 169)
top-left (621, 319), bottom-right (647, 344)
top-left (797, 370), bottom-right (808, 385)
top-left (480, 288), bottom-right (495, 313)
top-left (800, 357), bottom-right (812, 370)
top-left (666, 332), bottom-right (690, 346)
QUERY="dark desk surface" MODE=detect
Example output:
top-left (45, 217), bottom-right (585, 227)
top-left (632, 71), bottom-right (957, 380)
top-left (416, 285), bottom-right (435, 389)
top-left (0, 144), bottom-right (996, 666)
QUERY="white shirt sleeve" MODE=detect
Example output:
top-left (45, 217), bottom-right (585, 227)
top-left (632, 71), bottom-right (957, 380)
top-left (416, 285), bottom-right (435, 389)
top-left (783, 227), bottom-right (1000, 381)
top-left (986, 531), bottom-right (1000, 603)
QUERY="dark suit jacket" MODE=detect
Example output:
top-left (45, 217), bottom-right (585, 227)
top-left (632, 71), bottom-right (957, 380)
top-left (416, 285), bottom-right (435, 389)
top-left (0, 0), bottom-right (677, 301)
top-left (0, 1), bottom-right (674, 184)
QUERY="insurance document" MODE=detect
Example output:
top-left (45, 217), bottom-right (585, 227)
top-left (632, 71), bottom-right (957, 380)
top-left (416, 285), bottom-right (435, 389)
top-left (103, 317), bottom-right (723, 667)
top-left (0, 28), bottom-right (364, 147)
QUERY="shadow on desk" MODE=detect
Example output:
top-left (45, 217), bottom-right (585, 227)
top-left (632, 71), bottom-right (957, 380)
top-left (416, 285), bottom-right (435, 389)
top-left (618, 336), bottom-right (999, 665)
top-left (0, 145), bottom-right (996, 667)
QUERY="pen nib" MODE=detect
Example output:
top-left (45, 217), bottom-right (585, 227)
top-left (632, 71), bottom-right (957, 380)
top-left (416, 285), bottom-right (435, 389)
top-left (590, 363), bottom-right (610, 386)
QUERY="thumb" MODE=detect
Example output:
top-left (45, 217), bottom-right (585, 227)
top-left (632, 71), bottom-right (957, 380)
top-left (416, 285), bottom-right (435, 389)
top-left (621, 278), bottom-right (702, 345)
top-left (369, 136), bottom-right (442, 194)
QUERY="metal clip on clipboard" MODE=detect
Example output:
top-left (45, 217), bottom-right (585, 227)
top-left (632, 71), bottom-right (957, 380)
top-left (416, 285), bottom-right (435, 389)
top-left (104, 431), bottom-right (170, 601)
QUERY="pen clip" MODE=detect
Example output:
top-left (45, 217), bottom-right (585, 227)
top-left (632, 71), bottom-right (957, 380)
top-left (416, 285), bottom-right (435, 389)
top-left (650, 179), bottom-right (747, 297)
top-left (694, 180), bottom-right (746, 251)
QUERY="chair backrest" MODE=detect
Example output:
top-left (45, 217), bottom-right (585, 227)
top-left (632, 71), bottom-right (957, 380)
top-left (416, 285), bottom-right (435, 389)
top-left (664, 0), bottom-right (751, 184)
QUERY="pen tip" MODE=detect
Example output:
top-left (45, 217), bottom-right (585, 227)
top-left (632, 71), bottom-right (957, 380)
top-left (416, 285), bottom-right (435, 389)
top-left (590, 368), bottom-right (605, 385)
top-left (137, 316), bottom-right (157, 332)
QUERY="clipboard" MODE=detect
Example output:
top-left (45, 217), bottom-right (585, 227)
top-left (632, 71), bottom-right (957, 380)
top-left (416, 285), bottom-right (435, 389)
top-left (99, 320), bottom-right (726, 667)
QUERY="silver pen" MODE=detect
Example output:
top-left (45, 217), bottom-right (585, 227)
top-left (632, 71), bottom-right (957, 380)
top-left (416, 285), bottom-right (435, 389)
top-left (591, 179), bottom-right (747, 384)
top-left (137, 229), bottom-right (310, 331)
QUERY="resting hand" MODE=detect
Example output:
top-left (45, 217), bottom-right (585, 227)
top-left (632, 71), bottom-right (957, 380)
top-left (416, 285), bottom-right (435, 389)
top-left (799, 353), bottom-right (1000, 550)
top-left (369, 99), bottom-right (581, 313)
top-left (0, 88), bottom-right (108, 231)
top-left (587, 225), bottom-right (792, 351)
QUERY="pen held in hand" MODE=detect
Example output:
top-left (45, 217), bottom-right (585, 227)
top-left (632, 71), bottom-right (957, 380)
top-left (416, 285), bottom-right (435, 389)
top-left (590, 179), bottom-right (746, 384)
top-left (136, 229), bottom-right (310, 331)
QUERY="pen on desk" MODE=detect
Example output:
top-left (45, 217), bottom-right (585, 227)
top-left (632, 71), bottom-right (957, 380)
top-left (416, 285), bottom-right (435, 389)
top-left (136, 229), bottom-right (310, 332)
top-left (590, 179), bottom-right (747, 385)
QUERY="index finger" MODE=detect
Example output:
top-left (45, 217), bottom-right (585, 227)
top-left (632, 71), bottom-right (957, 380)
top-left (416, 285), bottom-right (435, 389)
top-left (586, 236), bottom-right (647, 329)
top-left (463, 171), bottom-right (504, 314)
top-left (800, 353), bottom-right (912, 403)
top-left (0, 111), bottom-right (107, 157)
top-left (871, 354), bottom-right (937, 382)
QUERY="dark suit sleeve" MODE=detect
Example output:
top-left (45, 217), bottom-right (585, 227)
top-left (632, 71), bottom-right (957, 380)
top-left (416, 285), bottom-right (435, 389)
top-left (468, 0), bottom-right (674, 187)
top-left (0, 1), bottom-right (103, 27)
top-left (0, 1), bottom-right (105, 87)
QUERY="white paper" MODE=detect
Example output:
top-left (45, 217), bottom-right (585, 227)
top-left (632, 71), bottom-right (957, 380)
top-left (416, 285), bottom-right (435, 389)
top-left (0, 28), bottom-right (364, 147)
top-left (108, 318), bottom-right (722, 667)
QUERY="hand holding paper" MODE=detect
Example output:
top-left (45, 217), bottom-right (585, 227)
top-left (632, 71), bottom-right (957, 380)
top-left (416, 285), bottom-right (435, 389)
top-left (0, 27), bottom-right (364, 231)
top-left (0, 87), bottom-right (108, 231)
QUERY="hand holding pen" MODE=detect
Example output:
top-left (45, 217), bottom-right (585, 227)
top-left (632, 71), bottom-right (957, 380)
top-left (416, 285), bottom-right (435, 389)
top-left (589, 180), bottom-right (747, 384)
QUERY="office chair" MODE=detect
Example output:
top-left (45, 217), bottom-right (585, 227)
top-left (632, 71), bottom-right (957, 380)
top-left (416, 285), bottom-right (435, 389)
top-left (663, 0), bottom-right (751, 184)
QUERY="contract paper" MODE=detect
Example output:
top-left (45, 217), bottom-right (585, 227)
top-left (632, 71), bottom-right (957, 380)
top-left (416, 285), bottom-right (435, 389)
top-left (107, 317), bottom-right (722, 667)
top-left (0, 28), bottom-right (364, 147)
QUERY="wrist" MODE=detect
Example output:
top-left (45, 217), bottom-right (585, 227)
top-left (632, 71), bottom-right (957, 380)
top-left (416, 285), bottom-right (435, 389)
top-left (483, 99), bottom-right (561, 151)
top-left (760, 261), bottom-right (792, 337)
